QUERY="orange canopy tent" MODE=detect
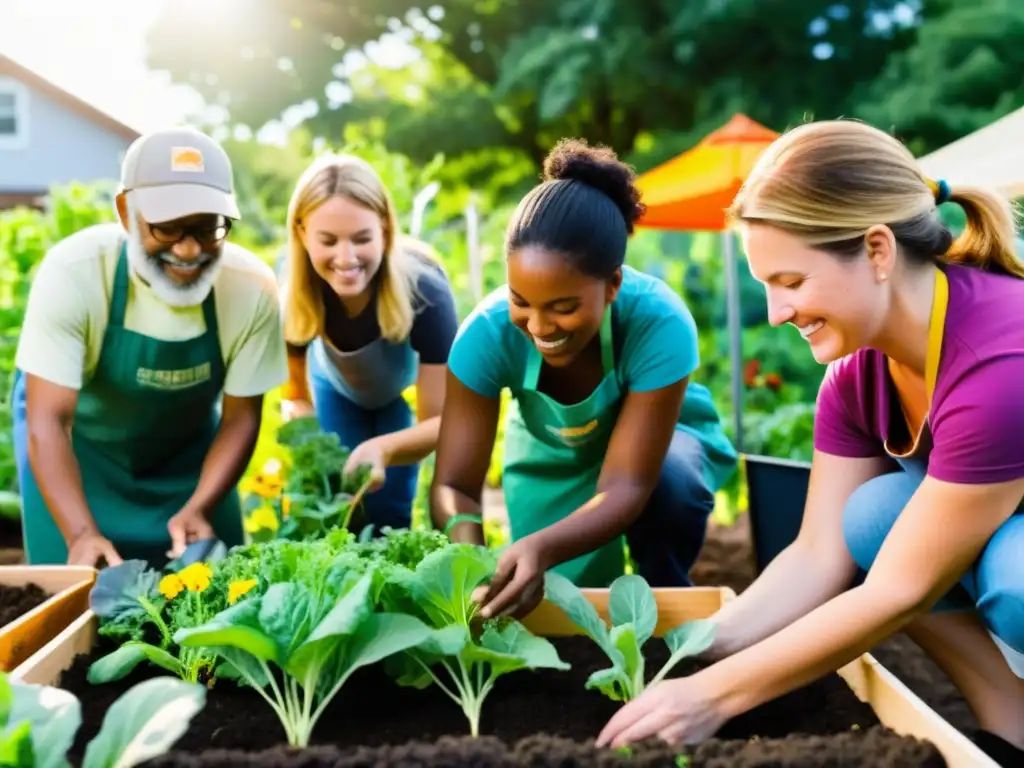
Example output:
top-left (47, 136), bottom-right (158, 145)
top-left (635, 113), bottom-right (780, 231)
top-left (634, 114), bottom-right (781, 450)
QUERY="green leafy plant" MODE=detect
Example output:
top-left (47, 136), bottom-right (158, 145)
top-left (380, 544), bottom-right (570, 736)
top-left (87, 548), bottom-right (258, 686)
top-left (0, 671), bottom-right (203, 768)
top-left (543, 572), bottom-right (715, 702)
top-left (173, 565), bottom-right (454, 747)
top-left (243, 417), bottom-right (375, 542)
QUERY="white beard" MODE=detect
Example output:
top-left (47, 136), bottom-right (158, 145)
top-left (125, 201), bottom-right (224, 308)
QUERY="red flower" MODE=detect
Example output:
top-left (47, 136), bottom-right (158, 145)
top-left (744, 359), bottom-right (761, 386)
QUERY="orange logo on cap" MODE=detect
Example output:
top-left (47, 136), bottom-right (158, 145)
top-left (171, 146), bottom-right (205, 172)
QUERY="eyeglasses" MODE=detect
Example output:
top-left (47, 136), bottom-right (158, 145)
top-left (148, 218), bottom-right (232, 248)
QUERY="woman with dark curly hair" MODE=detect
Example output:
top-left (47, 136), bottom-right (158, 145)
top-left (429, 138), bottom-right (738, 618)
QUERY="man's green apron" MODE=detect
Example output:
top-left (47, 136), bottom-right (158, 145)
top-left (20, 244), bottom-right (244, 565)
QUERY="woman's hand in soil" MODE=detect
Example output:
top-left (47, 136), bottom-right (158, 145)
top-left (595, 674), bottom-right (729, 749)
top-left (473, 535), bottom-right (550, 619)
top-left (67, 530), bottom-right (123, 568)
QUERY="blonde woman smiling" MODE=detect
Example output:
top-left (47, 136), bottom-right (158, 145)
top-left (597, 120), bottom-right (1024, 767)
top-left (281, 155), bottom-right (458, 533)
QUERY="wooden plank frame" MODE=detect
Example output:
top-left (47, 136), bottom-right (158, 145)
top-left (11, 585), bottom-right (996, 767)
top-left (0, 565), bottom-right (96, 672)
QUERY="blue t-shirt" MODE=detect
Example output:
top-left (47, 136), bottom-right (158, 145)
top-left (450, 266), bottom-right (698, 398)
top-left (448, 266), bottom-right (738, 490)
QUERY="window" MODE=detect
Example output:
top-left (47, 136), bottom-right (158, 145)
top-left (0, 77), bottom-right (29, 149)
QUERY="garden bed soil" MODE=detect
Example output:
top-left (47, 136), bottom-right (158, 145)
top-left (59, 634), bottom-right (944, 768)
top-left (0, 582), bottom-right (49, 627)
top-left (0, 516), bottom-right (24, 565)
top-left (689, 514), bottom-right (977, 738)
top-left (0, 516), bottom-right (22, 551)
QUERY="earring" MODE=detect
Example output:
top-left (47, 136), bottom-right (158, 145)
top-left (879, 273), bottom-right (888, 281)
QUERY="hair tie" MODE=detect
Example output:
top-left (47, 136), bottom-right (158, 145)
top-left (927, 178), bottom-right (951, 205)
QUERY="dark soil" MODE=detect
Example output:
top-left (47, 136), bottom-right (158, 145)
top-left (0, 515), bottom-right (22, 550)
top-left (689, 515), bottom-right (977, 737)
top-left (59, 633), bottom-right (943, 767)
top-left (0, 582), bottom-right (49, 626)
top-left (0, 515), bottom-right (24, 564)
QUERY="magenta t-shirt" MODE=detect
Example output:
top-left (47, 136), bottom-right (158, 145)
top-left (814, 263), bottom-right (1024, 485)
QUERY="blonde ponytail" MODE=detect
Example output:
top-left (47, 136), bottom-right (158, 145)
top-left (942, 185), bottom-right (1024, 278)
top-left (731, 119), bottom-right (1024, 279)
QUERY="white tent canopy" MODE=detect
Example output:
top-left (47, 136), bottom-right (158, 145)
top-left (918, 105), bottom-right (1024, 197)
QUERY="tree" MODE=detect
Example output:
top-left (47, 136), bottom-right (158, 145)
top-left (854, 0), bottom-right (1024, 156)
top-left (146, 0), bottom-right (917, 177)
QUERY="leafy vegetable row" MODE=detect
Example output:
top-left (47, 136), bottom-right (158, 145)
top-left (87, 527), bottom-right (715, 749)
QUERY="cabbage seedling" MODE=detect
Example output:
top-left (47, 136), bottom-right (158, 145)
top-left (543, 571), bottom-right (715, 701)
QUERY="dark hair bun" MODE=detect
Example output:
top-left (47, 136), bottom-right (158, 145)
top-left (542, 138), bottom-right (647, 233)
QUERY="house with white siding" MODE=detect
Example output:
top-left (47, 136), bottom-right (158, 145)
top-left (0, 53), bottom-right (139, 210)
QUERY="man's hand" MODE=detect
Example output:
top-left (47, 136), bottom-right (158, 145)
top-left (167, 508), bottom-right (215, 559)
top-left (343, 436), bottom-right (389, 493)
top-left (595, 674), bottom-right (730, 748)
top-left (473, 535), bottom-right (550, 619)
top-left (67, 530), bottom-right (122, 568)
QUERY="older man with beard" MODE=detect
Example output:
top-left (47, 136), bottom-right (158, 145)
top-left (11, 127), bottom-right (288, 568)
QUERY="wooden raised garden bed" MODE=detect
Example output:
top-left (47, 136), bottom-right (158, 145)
top-left (12, 581), bottom-right (994, 767)
top-left (0, 565), bottom-right (95, 672)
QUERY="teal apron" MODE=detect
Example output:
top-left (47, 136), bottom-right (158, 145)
top-left (501, 308), bottom-right (630, 587)
top-left (19, 244), bottom-right (244, 565)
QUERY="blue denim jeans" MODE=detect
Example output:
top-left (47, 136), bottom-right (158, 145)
top-left (11, 370), bottom-right (28, 497)
top-left (626, 429), bottom-right (717, 588)
top-left (307, 349), bottom-right (418, 534)
top-left (842, 457), bottom-right (1024, 673)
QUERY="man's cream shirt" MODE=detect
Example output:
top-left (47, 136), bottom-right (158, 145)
top-left (16, 223), bottom-right (288, 398)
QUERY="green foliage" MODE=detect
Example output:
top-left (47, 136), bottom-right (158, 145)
top-left (0, 671), bottom-right (203, 768)
top-left (243, 417), bottom-right (374, 542)
top-left (856, 0), bottom-right (1024, 156)
top-left (87, 550), bottom-right (253, 686)
top-left (0, 183), bottom-right (118, 501)
top-left (175, 566), bottom-right (450, 747)
top-left (543, 572), bottom-right (715, 702)
top-left (377, 544), bottom-right (569, 736)
top-left (162, 530), bottom-right (565, 744)
top-left (145, 0), bottom-right (924, 179)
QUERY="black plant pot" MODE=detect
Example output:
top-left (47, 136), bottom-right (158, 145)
top-left (743, 454), bottom-right (811, 573)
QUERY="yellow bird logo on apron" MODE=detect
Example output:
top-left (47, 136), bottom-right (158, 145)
top-left (546, 419), bottom-right (600, 446)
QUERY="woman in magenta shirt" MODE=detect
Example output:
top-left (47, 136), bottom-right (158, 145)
top-left (597, 119), bottom-right (1024, 766)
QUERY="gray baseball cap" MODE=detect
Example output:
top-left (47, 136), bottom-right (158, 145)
top-left (120, 127), bottom-right (241, 223)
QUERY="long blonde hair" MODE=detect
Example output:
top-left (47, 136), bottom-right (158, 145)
top-left (729, 119), bottom-right (1024, 277)
top-left (284, 153), bottom-right (435, 345)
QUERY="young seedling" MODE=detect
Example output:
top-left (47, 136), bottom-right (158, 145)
top-left (380, 544), bottom-right (570, 736)
top-left (543, 571), bottom-right (715, 702)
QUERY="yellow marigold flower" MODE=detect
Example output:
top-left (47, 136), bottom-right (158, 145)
top-left (241, 473), bottom-right (283, 499)
top-left (281, 495), bottom-right (291, 519)
top-left (159, 573), bottom-right (184, 600)
top-left (228, 579), bottom-right (258, 605)
top-left (244, 504), bottom-right (279, 534)
top-left (178, 562), bottom-right (213, 593)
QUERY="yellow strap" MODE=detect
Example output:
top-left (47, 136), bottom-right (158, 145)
top-left (925, 268), bottom-right (949, 403)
